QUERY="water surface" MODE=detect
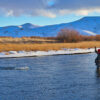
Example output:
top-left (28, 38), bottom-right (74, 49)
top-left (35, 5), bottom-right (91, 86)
top-left (0, 53), bottom-right (99, 100)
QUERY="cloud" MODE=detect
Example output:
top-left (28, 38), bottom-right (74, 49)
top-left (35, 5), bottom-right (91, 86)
top-left (0, 0), bottom-right (100, 17)
top-left (6, 10), bottom-right (14, 16)
top-left (59, 8), bottom-right (100, 16)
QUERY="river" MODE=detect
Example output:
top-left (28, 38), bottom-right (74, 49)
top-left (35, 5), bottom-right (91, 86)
top-left (0, 53), bottom-right (99, 100)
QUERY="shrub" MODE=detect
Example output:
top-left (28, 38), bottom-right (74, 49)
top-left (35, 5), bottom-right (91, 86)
top-left (95, 35), bottom-right (100, 41)
top-left (81, 35), bottom-right (95, 41)
top-left (57, 29), bottom-right (81, 43)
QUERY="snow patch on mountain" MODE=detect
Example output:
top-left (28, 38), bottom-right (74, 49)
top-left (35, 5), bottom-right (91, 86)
top-left (82, 30), bottom-right (96, 35)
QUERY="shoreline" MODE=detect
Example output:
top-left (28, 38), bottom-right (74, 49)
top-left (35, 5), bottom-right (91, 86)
top-left (0, 48), bottom-right (94, 58)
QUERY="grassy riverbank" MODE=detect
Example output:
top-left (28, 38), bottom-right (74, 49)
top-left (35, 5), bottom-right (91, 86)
top-left (0, 41), bottom-right (99, 52)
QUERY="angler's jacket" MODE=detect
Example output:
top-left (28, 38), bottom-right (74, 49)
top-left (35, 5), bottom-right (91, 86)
top-left (95, 48), bottom-right (100, 64)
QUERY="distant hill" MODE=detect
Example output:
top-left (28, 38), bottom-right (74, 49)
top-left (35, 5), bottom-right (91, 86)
top-left (0, 16), bottom-right (100, 37)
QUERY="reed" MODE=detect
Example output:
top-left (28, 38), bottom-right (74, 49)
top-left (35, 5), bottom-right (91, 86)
top-left (0, 41), bottom-right (100, 52)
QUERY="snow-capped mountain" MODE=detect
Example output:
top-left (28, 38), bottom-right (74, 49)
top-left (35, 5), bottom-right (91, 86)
top-left (0, 16), bottom-right (100, 37)
top-left (21, 23), bottom-right (39, 29)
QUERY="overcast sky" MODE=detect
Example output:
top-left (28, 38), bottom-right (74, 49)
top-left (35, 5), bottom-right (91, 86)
top-left (0, 0), bottom-right (100, 26)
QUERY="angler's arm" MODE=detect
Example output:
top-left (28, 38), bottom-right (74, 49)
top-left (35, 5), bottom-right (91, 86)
top-left (95, 47), bottom-right (98, 54)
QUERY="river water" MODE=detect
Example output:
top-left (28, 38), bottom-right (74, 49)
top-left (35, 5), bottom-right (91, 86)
top-left (0, 53), bottom-right (99, 100)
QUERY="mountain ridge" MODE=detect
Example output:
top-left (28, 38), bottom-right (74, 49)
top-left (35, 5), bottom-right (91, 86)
top-left (0, 16), bottom-right (100, 37)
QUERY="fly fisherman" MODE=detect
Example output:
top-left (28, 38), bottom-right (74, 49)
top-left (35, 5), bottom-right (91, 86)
top-left (95, 47), bottom-right (100, 68)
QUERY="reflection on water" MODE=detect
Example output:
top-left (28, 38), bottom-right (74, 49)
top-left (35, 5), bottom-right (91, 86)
top-left (95, 57), bottom-right (100, 77)
top-left (0, 53), bottom-right (99, 100)
top-left (95, 63), bottom-right (100, 77)
top-left (0, 66), bottom-right (29, 70)
top-left (96, 68), bottom-right (100, 77)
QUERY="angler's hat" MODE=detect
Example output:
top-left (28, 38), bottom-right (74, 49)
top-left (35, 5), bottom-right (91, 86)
top-left (98, 49), bottom-right (100, 54)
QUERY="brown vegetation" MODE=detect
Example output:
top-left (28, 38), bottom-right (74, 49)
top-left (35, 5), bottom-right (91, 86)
top-left (0, 29), bottom-right (100, 52)
top-left (0, 41), bottom-right (100, 52)
top-left (0, 36), bottom-right (57, 43)
top-left (57, 29), bottom-right (81, 42)
top-left (57, 29), bottom-right (100, 42)
top-left (1, 29), bottom-right (100, 44)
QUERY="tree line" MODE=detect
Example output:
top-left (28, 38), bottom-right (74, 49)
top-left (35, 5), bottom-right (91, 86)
top-left (57, 29), bottom-right (100, 43)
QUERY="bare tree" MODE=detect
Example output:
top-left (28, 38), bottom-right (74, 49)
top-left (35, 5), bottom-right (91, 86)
top-left (57, 29), bottom-right (81, 42)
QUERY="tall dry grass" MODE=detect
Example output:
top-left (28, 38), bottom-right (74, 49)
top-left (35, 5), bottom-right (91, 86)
top-left (0, 37), bottom-right (57, 43)
top-left (0, 41), bottom-right (100, 52)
